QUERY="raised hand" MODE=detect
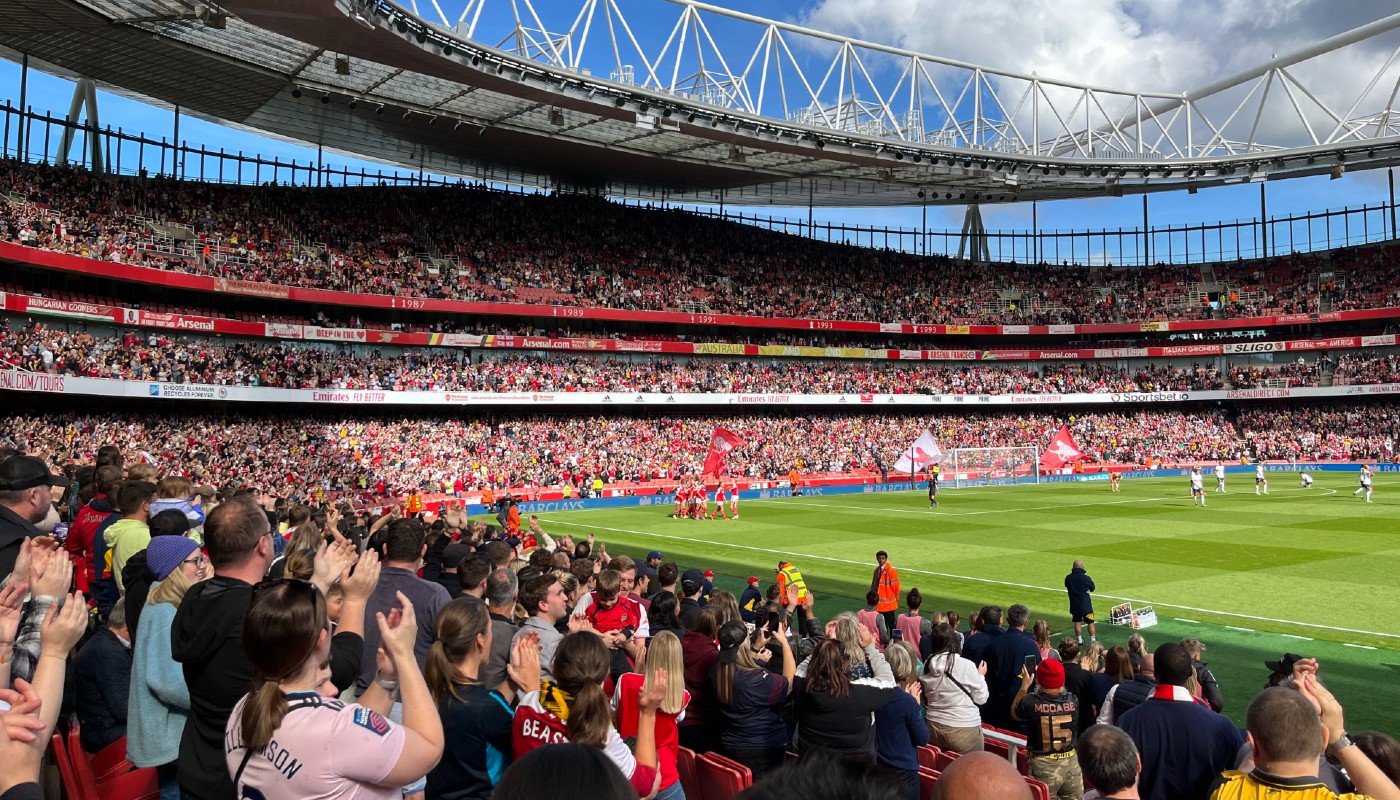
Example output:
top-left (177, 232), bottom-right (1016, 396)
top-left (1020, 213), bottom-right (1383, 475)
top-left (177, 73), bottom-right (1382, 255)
top-left (639, 667), bottom-right (668, 713)
top-left (39, 590), bottom-right (87, 655)
top-left (507, 633), bottom-right (542, 691)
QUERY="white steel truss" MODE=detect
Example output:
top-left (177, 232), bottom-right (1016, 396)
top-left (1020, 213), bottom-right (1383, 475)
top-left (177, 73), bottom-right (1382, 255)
top-left (400, 0), bottom-right (1400, 161)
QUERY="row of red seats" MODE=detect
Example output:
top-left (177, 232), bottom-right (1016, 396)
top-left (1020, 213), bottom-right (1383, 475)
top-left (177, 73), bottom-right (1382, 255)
top-left (674, 737), bottom-right (1054, 800)
top-left (50, 721), bottom-right (159, 800)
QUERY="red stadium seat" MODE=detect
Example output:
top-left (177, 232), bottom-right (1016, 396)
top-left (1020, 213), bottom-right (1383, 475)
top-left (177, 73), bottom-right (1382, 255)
top-left (918, 767), bottom-right (940, 800)
top-left (62, 725), bottom-right (160, 800)
top-left (677, 746), bottom-right (700, 800)
top-left (51, 732), bottom-right (83, 800)
top-left (90, 735), bottom-right (135, 782)
top-left (934, 749), bottom-right (961, 772)
top-left (1025, 776), bottom-right (1052, 800)
top-left (917, 744), bottom-right (941, 771)
top-left (696, 751), bottom-right (752, 800)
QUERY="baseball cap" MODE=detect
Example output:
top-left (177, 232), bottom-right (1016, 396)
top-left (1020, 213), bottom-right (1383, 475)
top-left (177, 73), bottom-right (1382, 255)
top-left (1035, 659), bottom-right (1066, 689)
top-left (747, 576), bottom-right (759, 585)
top-left (0, 455), bottom-right (66, 492)
top-left (716, 621), bottom-right (749, 664)
top-left (443, 541), bottom-right (475, 568)
top-left (680, 568), bottom-right (705, 595)
top-left (647, 551), bottom-right (663, 561)
top-left (703, 570), bottom-right (715, 580)
top-left (1265, 652), bottom-right (1304, 674)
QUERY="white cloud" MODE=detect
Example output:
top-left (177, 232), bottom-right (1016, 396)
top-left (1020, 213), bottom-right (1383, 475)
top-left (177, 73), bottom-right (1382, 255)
top-left (792, 0), bottom-right (1400, 149)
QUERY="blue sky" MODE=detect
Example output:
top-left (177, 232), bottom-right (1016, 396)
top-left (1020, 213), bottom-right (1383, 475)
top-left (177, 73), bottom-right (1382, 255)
top-left (0, 0), bottom-right (1395, 265)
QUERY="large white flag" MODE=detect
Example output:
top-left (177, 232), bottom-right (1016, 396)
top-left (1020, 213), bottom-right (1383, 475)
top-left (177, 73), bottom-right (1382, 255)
top-left (894, 430), bottom-right (945, 474)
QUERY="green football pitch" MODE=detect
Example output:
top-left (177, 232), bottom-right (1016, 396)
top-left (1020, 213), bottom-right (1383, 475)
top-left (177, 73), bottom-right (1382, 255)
top-left (525, 475), bottom-right (1400, 735)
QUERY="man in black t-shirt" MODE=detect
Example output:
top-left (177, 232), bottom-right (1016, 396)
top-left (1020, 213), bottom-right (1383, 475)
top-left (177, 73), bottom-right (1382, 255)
top-left (1011, 659), bottom-right (1083, 800)
top-left (927, 470), bottom-right (939, 508)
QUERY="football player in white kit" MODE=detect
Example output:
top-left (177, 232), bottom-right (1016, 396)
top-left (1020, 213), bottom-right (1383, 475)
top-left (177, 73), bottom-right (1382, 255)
top-left (1190, 467), bottom-right (1206, 507)
top-left (1299, 471), bottom-right (1314, 488)
top-left (1214, 464), bottom-right (1227, 493)
top-left (1255, 464), bottom-right (1269, 495)
top-left (1353, 465), bottom-right (1374, 502)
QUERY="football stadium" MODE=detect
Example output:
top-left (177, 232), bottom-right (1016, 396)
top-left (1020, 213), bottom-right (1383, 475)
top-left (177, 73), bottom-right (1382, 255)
top-left (1, 1), bottom-right (1400, 798)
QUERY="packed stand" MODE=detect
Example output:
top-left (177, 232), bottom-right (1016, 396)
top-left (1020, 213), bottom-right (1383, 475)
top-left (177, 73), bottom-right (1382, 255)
top-left (3, 445), bottom-right (1398, 800)
top-left (1334, 353), bottom-right (1400, 386)
top-left (5, 159), bottom-right (1397, 327)
top-left (0, 318), bottom-right (1228, 394)
top-left (1236, 403), bottom-right (1400, 461)
top-left (1229, 356), bottom-right (1324, 388)
top-left (0, 408), bottom-right (1244, 502)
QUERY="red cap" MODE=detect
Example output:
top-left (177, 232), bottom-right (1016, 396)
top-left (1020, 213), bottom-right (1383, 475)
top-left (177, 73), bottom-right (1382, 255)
top-left (1036, 659), bottom-right (1065, 689)
top-left (747, 576), bottom-right (759, 584)
top-left (703, 570), bottom-right (715, 579)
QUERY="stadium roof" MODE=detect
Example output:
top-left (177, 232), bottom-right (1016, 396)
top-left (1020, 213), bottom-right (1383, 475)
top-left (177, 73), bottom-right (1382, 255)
top-left (3, 0), bottom-right (1400, 207)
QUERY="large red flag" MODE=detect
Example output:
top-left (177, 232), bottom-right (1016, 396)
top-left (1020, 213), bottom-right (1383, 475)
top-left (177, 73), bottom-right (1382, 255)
top-left (1040, 425), bottom-right (1087, 469)
top-left (702, 427), bottom-right (746, 476)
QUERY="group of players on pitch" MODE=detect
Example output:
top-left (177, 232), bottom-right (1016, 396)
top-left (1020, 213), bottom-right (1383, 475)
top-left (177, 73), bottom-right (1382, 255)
top-left (1185, 463), bottom-right (1374, 506)
top-left (668, 479), bottom-right (741, 519)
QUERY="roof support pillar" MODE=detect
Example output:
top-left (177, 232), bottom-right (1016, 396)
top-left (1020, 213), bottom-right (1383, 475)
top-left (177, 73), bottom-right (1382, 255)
top-left (56, 78), bottom-right (102, 173)
top-left (956, 203), bottom-right (990, 262)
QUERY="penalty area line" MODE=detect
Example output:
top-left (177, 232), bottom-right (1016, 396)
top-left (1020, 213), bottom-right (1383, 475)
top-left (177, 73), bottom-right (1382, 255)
top-left (537, 516), bottom-right (1400, 642)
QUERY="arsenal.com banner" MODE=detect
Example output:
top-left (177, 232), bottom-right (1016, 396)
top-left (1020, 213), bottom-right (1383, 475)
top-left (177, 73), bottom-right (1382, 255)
top-left (5, 369), bottom-right (1400, 407)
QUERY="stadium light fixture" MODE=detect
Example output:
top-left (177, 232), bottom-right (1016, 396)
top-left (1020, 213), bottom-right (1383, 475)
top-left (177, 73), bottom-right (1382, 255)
top-left (427, 116), bottom-right (438, 126)
top-left (945, 192), bottom-right (953, 199)
top-left (347, 98), bottom-right (358, 110)
top-left (453, 120), bottom-right (464, 131)
top-left (402, 111), bottom-right (412, 120)
top-left (813, 138), bottom-right (825, 150)
top-left (290, 87), bottom-right (302, 99)
top-left (374, 104), bottom-right (384, 116)
top-left (416, 29), bottom-right (428, 44)
top-left (917, 189), bottom-right (926, 199)
top-left (894, 151), bottom-right (904, 161)
top-left (614, 97), bottom-right (627, 108)
top-left (320, 93), bottom-right (331, 105)
top-left (395, 17), bottom-right (408, 33)
top-left (685, 113), bottom-right (698, 123)
top-left (1058, 167), bottom-right (1066, 176)
top-left (1306, 155), bottom-right (1317, 165)
top-left (912, 154), bottom-right (922, 164)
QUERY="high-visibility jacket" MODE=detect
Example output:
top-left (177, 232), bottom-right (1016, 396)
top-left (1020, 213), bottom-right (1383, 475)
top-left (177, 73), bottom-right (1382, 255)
top-left (776, 564), bottom-right (806, 604)
top-left (405, 493), bottom-right (424, 515)
top-left (874, 563), bottom-right (901, 613)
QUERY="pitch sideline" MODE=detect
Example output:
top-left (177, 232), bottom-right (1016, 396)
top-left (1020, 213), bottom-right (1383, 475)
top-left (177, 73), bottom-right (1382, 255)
top-left (538, 506), bottom-right (1394, 643)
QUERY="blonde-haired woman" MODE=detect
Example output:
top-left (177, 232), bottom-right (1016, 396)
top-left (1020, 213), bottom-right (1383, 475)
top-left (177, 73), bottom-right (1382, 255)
top-left (614, 631), bottom-right (690, 800)
top-left (128, 536), bottom-right (209, 800)
top-left (424, 596), bottom-right (540, 800)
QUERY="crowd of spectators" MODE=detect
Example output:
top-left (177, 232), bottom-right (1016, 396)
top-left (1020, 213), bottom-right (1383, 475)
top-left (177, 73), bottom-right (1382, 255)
top-left (8, 159), bottom-right (1399, 328)
top-left (1334, 353), bottom-right (1400, 386)
top-left (1236, 403), bottom-right (1400, 461)
top-left (2, 439), bottom-right (1397, 800)
top-left (1, 318), bottom-right (1228, 394)
top-left (0, 407), bottom-right (1252, 501)
top-left (1229, 356), bottom-right (1324, 388)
